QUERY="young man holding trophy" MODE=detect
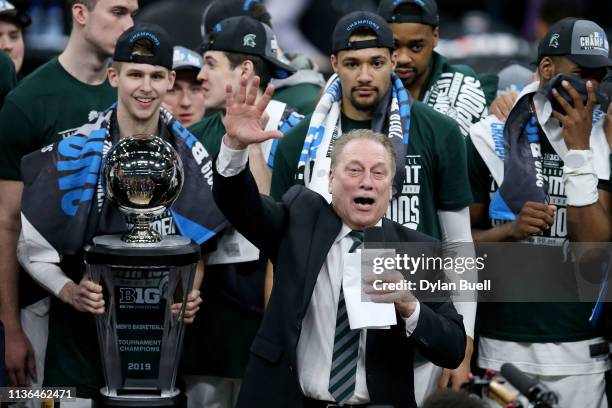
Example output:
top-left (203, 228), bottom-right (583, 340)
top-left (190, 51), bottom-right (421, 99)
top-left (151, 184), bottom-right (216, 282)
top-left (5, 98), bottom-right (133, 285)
top-left (17, 23), bottom-right (226, 406)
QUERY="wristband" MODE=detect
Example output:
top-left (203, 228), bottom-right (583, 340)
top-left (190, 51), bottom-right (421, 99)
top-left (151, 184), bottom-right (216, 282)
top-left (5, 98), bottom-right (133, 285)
top-left (563, 150), bottom-right (599, 206)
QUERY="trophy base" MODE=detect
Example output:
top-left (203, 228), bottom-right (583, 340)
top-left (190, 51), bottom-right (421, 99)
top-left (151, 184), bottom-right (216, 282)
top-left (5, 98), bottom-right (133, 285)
top-left (93, 390), bottom-right (186, 408)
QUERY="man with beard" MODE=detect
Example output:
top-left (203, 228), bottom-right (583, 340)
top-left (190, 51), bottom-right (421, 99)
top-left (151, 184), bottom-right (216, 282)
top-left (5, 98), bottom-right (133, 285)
top-left (0, 0), bottom-right (138, 397)
top-left (270, 10), bottom-right (476, 402)
top-left (468, 18), bottom-right (612, 407)
top-left (18, 23), bottom-right (226, 406)
top-left (377, 0), bottom-right (494, 137)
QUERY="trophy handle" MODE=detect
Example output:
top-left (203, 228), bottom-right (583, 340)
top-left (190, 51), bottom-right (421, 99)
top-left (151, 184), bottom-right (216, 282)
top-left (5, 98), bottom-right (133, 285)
top-left (124, 214), bottom-right (162, 243)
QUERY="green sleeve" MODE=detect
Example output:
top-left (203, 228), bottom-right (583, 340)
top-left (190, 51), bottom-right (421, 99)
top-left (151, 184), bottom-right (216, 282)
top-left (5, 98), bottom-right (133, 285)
top-left (0, 99), bottom-right (37, 181)
top-left (188, 119), bottom-right (206, 140)
top-left (270, 114), bottom-right (311, 200)
top-left (466, 136), bottom-right (492, 204)
top-left (274, 84), bottom-right (322, 115)
top-left (188, 113), bottom-right (223, 156)
top-left (478, 73), bottom-right (499, 107)
top-left (435, 122), bottom-right (473, 210)
top-left (0, 51), bottom-right (17, 108)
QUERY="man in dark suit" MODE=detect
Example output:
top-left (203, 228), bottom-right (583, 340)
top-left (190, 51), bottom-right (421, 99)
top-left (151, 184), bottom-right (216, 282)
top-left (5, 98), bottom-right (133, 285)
top-left (212, 76), bottom-right (466, 407)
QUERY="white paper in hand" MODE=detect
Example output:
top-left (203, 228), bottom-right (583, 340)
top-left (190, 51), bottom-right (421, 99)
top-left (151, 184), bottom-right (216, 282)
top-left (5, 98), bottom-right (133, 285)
top-left (343, 250), bottom-right (396, 330)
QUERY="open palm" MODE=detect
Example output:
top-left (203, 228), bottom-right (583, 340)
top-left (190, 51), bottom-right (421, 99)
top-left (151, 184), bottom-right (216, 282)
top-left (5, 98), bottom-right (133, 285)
top-left (224, 76), bottom-right (283, 149)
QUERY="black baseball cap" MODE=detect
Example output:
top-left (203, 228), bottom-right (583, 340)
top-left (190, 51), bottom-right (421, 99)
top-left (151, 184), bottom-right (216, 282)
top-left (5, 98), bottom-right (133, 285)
top-left (332, 11), bottom-right (395, 54)
top-left (172, 46), bottom-right (203, 71)
top-left (377, 0), bottom-right (439, 27)
top-left (201, 16), bottom-right (295, 79)
top-left (201, 0), bottom-right (268, 37)
top-left (113, 23), bottom-right (173, 70)
top-left (538, 18), bottom-right (612, 69)
top-left (0, 0), bottom-right (31, 28)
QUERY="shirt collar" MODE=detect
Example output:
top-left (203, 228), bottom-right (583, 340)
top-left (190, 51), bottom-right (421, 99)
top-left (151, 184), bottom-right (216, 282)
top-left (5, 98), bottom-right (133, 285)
top-left (335, 219), bottom-right (383, 244)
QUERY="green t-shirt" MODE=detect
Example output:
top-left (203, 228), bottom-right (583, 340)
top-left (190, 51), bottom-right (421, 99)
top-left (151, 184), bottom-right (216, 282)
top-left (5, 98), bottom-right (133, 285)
top-left (188, 111), bottom-right (226, 155)
top-left (271, 102), bottom-right (472, 239)
top-left (274, 82), bottom-right (321, 115)
top-left (467, 131), bottom-right (611, 342)
top-left (0, 50), bottom-right (17, 108)
top-left (0, 57), bottom-right (116, 180)
top-left (420, 51), bottom-right (495, 138)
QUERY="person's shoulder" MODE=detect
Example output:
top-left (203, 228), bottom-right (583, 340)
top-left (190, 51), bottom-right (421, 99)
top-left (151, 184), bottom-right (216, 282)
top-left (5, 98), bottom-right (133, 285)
top-left (411, 100), bottom-right (462, 134)
top-left (277, 112), bottom-right (312, 148)
top-left (384, 217), bottom-right (437, 243)
top-left (283, 183), bottom-right (319, 204)
top-left (282, 183), bottom-right (333, 214)
top-left (189, 112), bottom-right (223, 137)
top-left (5, 58), bottom-right (64, 102)
top-left (15, 58), bottom-right (63, 88)
top-left (0, 50), bottom-right (13, 71)
top-left (435, 52), bottom-right (479, 78)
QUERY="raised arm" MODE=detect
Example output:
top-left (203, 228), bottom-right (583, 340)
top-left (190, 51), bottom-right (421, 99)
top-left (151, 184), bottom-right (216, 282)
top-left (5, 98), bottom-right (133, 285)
top-left (212, 76), bottom-right (289, 260)
top-left (554, 80), bottom-right (611, 242)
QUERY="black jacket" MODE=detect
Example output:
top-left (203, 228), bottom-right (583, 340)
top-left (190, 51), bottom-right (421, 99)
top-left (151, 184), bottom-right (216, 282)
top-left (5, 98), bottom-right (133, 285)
top-left (212, 164), bottom-right (466, 407)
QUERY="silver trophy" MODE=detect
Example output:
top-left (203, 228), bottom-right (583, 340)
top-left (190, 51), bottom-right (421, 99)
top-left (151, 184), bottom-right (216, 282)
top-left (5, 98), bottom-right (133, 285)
top-left (85, 136), bottom-right (199, 408)
top-left (104, 136), bottom-right (183, 244)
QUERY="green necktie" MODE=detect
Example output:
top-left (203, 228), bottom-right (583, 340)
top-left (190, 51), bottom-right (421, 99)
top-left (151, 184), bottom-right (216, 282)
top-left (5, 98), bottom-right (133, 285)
top-left (328, 230), bottom-right (363, 404)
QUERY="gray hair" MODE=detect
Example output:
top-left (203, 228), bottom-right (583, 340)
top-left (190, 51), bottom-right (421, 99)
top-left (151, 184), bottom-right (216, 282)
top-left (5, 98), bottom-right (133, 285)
top-left (330, 129), bottom-right (396, 176)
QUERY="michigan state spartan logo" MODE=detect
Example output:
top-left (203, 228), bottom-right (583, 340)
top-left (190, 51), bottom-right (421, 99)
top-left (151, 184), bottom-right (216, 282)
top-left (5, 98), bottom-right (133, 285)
top-left (243, 34), bottom-right (256, 48)
top-left (549, 33), bottom-right (560, 48)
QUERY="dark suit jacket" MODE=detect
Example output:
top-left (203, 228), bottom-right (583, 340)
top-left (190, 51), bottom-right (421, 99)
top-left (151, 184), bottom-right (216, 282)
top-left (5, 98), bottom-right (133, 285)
top-left (212, 165), bottom-right (466, 408)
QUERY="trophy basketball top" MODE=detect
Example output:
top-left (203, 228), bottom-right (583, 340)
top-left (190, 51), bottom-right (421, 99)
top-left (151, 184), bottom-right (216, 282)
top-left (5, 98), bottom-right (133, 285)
top-left (105, 135), bottom-right (183, 217)
top-left (104, 135), bottom-right (184, 243)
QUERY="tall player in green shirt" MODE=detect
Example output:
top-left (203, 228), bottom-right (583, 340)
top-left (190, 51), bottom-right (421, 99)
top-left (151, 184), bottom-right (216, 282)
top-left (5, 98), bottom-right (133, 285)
top-left (0, 0), bottom-right (138, 390)
top-left (270, 11), bottom-right (475, 402)
top-left (377, 0), bottom-right (494, 137)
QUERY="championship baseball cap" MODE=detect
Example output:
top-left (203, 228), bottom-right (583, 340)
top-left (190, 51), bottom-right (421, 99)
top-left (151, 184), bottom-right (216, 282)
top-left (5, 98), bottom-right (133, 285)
top-left (201, 16), bottom-right (295, 79)
top-left (0, 0), bottom-right (31, 28)
top-left (113, 23), bottom-right (173, 70)
top-left (201, 0), bottom-right (268, 37)
top-left (538, 18), bottom-right (612, 69)
top-left (331, 11), bottom-right (395, 54)
top-left (377, 0), bottom-right (439, 27)
top-left (172, 46), bottom-right (203, 71)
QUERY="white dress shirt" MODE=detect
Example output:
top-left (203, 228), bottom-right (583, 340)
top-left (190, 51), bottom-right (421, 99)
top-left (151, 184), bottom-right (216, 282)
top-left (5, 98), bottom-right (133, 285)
top-left (217, 137), bottom-right (421, 403)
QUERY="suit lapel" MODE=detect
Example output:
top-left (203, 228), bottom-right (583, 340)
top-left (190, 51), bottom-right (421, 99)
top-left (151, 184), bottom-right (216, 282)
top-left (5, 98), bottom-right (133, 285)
top-left (300, 204), bottom-right (342, 315)
top-left (381, 218), bottom-right (399, 243)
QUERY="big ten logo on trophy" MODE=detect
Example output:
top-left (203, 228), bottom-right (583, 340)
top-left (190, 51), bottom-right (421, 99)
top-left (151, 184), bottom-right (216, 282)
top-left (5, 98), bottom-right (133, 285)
top-left (116, 270), bottom-right (167, 306)
top-left (119, 288), bottom-right (161, 305)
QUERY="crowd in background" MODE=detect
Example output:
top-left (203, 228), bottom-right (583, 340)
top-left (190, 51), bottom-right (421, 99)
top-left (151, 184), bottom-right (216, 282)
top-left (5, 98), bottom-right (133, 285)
top-left (1, 0), bottom-right (611, 408)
